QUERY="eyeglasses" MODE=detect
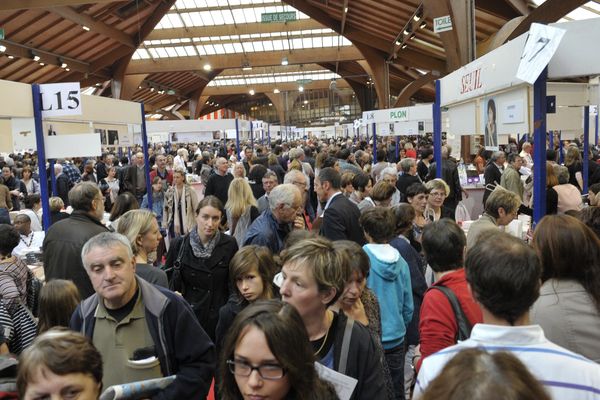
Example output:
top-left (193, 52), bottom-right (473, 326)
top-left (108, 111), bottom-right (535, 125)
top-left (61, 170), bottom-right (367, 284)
top-left (227, 360), bottom-right (286, 380)
top-left (429, 192), bottom-right (446, 198)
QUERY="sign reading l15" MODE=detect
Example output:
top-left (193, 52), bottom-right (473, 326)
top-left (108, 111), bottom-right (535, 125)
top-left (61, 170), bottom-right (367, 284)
top-left (39, 82), bottom-right (82, 118)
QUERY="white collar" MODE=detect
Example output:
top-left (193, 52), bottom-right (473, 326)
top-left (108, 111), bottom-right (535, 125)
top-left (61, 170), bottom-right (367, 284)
top-left (469, 324), bottom-right (547, 346)
top-left (324, 191), bottom-right (342, 211)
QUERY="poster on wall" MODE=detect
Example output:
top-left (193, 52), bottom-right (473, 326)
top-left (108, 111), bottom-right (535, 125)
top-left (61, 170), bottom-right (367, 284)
top-left (95, 128), bottom-right (107, 145)
top-left (481, 96), bottom-right (498, 150)
top-left (11, 118), bottom-right (37, 151)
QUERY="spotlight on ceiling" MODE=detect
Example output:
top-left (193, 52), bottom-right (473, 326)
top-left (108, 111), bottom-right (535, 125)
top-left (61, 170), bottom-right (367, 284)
top-left (298, 85), bottom-right (304, 92)
top-left (249, 89), bottom-right (255, 95)
top-left (82, 25), bottom-right (90, 31)
top-left (203, 63), bottom-right (212, 71)
top-left (273, 88), bottom-right (280, 94)
top-left (420, 21), bottom-right (427, 29)
top-left (0, 45), bottom-right (6, 53)
top-left (242, 62), bottom-right (252, 71)
top-left (281, 57), bottom-right (288, 66)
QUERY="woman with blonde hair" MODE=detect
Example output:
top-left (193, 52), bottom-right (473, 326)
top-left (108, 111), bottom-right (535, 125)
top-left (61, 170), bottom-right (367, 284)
top-left (225, 177), bottom-right (259, 247)
top-left (117, 209), bottom-right (168, 287)
top-left (163, 167), bottom-right (199, 239)
top-left (564, 145), bottom-right (583, 191)
top-left (425, 179), bottom-right (454, 221)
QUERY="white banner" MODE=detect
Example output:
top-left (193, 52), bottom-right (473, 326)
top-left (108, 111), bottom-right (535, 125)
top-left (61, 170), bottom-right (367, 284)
top-left (45, 133), bottom-right (101, 158)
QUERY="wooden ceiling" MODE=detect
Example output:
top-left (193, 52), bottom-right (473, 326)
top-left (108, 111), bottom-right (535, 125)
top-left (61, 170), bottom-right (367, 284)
top-left (0, 0), bottom-right (590, 121)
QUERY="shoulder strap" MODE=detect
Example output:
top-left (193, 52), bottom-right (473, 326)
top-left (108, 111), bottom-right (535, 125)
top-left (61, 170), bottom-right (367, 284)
top-left (430, 285), bottom-right (472, 341)
top-left (338, 317), bottom-right (354, 375)
top-left (173, 234), bottom-right (188, 271)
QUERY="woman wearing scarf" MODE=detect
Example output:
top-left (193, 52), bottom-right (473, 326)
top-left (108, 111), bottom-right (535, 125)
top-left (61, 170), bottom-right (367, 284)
top-left (163, 168), bottom-right (198, 241)
top-left (165, 195), bottom-right (238, 341)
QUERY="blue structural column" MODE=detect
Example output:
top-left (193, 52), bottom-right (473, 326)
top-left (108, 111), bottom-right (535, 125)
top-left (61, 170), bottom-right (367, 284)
top-left (267, 124), bottom-right (271, 146)
top-left (548, 130), bottom-right (553, 149)
top-left (583, 105), bottom-right (590, 194)
top-left (140, 102), bottom-right (153, 210)
top-left (31, 84), bottom-right (51, 231)
top-left (395, 135), bottom-right (400, 161)
top-left (433, 80), bottom-right (442, 179)
top-left (250, 121), bottom-right (254, 148)
top-left (372, 123), bottom-right (377, 164)
top-left (235, 119), bottom-right (240, 159)
top-left (558, 132), bottom-right (564, 164)
top-left (532, 68), bottom-right (548, 226)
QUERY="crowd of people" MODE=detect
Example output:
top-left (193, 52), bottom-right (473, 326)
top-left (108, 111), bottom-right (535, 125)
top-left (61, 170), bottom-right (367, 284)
top-left (0, 133), bottom-right (599, 399)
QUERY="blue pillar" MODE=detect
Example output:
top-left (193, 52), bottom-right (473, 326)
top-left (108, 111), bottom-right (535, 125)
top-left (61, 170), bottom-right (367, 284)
top-left (583, 105), bottom-right (590, 194)
top-left (31, 84), bottom-right (51, 231)
top-left (548, 130), bottom-right (553, 149)
top-left (395, 135), bottom-right (400, 161)
top-left (532, 69), bottom-right (547, 226)
top-left (372, 123), bottom-right (377, 164)
top-left (235, 119), bottom-right (240, 160)
top-left (140, 102), bottom-right (152, 210)
top-left (267, 124), bottom-right (271, 146)
top-left (433, 80), bottom-right (442, 179)
top-left (250, 121), bottom-right (254, 148)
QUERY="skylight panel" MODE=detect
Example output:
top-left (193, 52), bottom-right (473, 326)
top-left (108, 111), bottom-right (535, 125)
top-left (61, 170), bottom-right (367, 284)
top-left (565, 6), bottom-right (599, 19)
top-left (253, 41), bottom-right (264, 51)
top-left (196, 45), bottom-right (207, 55)
top-left (323, 36), bottom-right (334, 47)
top-left (204, 44), bottom-right (216, 55)
top-left (195, 0), bottom-right (208, 6)
top-left (159, 15), bottom-right (173, 29)
top-left (250, 33), bottom-right (261, 38)
top-left (213, 44), bottom-right (226, 54)
top-left (313, 37), bottom-right (322, 47)
top-left (223, 43), bottom-right (235, 54)
top-left (149, 48), bottom-right (159, 58)
top-left (176, 47), bottom-right (188, 56)
top-left (233, 42), bottom-right (244, 52)
top-left (229, 0), bottom-right (241, 5)
top-left (212, 10), bottom-right (225, 25)
top-left (181, 0), bottom-right (196, 9)
top-left (184, 46), bottom-right (196, 56)
top-left (156, 47), bottom-right (169, 57)
top-left (272, 40), bottom-right (284, 50)
top-left (181, 13), bottom-right (194, 26)
top-left (232, 8), bottom-right (246, 24)
top-left (242, 42), bottom-right (254, 52)
top-left (165, 47), bottom-right (178, 57)
top-left (240, 34), bottom-right (251, 39)
top-left (206, 0), bottom-right (219, 6)
top-left (292, 38), bottom-right (303, 49)
top-left (302, 38), bottom-right (312, 48)
top-left (168, 14), bottom-right (184, 28)
top-left (200, 11), bottom-right (214, 25)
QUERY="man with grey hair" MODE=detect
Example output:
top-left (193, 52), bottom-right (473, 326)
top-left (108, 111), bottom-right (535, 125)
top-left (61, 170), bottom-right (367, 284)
top-left (380, 166), bottom-right (402, 206)
top-left (43, 182), bottom-right (109, 298)
top-left (205, 157), bottom-right (233, 205)
top-left (483, 150), bottom-right (506, 205)
top-left (122, 152), bottom-right (147, 204)
top-left (71, 232), bottom-right (215, 399)
top-left (396, 158), bottom-right (421, 201)
top-left (243, 183), bottom-right (303, 254)
top-left (257, 170), bottom-right (278, 213)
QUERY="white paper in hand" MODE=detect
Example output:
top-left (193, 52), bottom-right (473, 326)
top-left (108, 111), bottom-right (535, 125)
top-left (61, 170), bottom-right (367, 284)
top-left (315, 362), bottom-right (358, 400)
top-left (516, 23), bottom-right (566, 84)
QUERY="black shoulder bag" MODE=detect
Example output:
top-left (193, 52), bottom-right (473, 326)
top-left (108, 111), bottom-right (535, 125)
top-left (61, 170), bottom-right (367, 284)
top-left (166, 235), bottom-right (187, 293)
top-left (430, 285), bottom-right (472, 341)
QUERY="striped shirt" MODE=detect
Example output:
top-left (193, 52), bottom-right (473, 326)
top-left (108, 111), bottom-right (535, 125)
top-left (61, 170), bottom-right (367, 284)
top-left (415, 324), bottom-right (600, 399)
top-left (0, 258), bottom-right (29, 311)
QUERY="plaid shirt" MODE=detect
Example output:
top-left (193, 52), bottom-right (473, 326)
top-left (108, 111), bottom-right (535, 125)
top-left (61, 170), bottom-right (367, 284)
top-left (61, 163), bottom-right (81, 186)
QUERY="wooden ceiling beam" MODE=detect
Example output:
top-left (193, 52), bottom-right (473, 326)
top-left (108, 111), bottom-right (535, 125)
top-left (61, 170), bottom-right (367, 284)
top-left (0, 0), bottom-right (116, 10)
top-left (47, 6), bottom-right (136, 48)
top-left (126, 46), bottom-right (363, 74)
top-left (507, 0), bottom-right (588, 41)
top-left (146, 19), bottom-right (324, 40)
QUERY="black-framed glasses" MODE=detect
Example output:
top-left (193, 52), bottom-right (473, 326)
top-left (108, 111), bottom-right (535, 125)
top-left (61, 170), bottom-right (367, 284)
top-left (226, 360), bottom-right (286, 380)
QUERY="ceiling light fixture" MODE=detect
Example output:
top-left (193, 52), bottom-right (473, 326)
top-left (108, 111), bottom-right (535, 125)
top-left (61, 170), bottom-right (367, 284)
top-left (269, 103), bottom-right (273, 106)
top-left (395, 40), bottom-right (401, 46)
top-left (403, 26), bottom-right (411, 35)
top-left (344, 7), bottom-right (348, 13)
top-left (61, 62), bottom-right (68, 69)
top-left (281, 57), bottom-right (288, 66)
top-left (7, 55), bottom-right (14, 59)
top-left (0, 45), bottom-right (6, 53)
top-left (65, 68), bottom-right (70, 71)
top-left (298, 85), bottom-right (304, 92)
top-left (203, 63), bottom-right (211, 71)
top-left (401, 44), bottom-right (408, 49)
top-left (413, 11), bottom-right (422, 22)
top-left (410, 33), bottom-right (416, 40)
top-left (304, 100), bottom-right (308, 104)
top-left (273, 88), bottom-right (280, 94)
top-left (39, 62), bottom-right (45, 66)
top-left (33, 55), bottom-right (40, 62)
top-left (420, 21), bottom-right (427, 29)
top-left (249, 89), bottom-right (255, 95)
top-left (82, 25), bottom-right (90, 31)
top-left (242, 62), bottom-right (252, 71)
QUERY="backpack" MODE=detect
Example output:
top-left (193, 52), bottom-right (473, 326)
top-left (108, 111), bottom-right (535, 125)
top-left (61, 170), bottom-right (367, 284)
top-left (25, 270), bottom-right (42, 318)
top-left (430, 285), bottom-right (472, 341)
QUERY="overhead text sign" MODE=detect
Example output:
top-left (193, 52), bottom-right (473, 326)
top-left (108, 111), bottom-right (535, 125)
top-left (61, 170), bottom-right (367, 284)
top-left (39, 82), bottom-right (82, 118)
top-left (434, 16), bottom-right (452, 33)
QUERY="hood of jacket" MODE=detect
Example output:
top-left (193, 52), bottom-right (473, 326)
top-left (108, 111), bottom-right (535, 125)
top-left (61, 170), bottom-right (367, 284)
top-left (364, 244), bottom-right (401, 281)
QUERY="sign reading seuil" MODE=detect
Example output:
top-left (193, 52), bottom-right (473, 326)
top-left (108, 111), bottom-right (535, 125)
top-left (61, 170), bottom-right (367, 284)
top-left (460, 67), bottom-right (482, 94)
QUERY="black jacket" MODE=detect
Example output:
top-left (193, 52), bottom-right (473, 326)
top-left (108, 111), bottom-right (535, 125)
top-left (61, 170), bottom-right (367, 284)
top-left (483, 162), bottom-right (503, 205)
top-left (71, 277), bottom-right (216, 400)
top-left (396, 174), bottom-right (421, 201)
top-left (43, 210), bottom-right (109, 298)
top-left (320, 193), bottom-right (366, 245)
top-left (332, 311), bottom-right (387, 400)
top-left (55, 174), bottom-right (70, 206)
top-left (165, 233), bottom-right (238, 341)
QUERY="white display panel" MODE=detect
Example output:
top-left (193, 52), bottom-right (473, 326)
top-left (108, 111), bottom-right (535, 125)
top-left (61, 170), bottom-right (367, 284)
top-left (549, 18), bottom-right (600, 79)
top-left (447, 101), bottom-right (477, 135)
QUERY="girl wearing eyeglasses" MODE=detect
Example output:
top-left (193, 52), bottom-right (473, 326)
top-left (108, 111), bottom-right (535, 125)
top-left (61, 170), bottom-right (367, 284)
top-left (219, 300), bottom-right (337, 400)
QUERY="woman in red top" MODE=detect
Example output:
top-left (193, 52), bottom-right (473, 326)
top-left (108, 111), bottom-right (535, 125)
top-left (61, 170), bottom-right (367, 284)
top-left (415, 219), bottom-right (482, 371)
